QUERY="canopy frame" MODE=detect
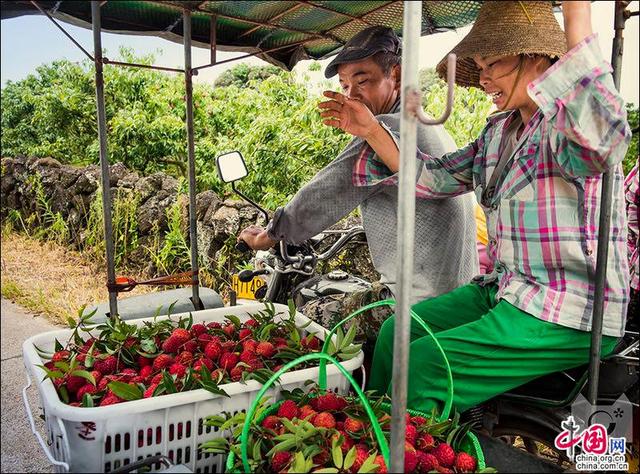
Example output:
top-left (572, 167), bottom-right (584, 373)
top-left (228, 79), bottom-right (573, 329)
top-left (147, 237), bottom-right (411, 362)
top-left (5, 1), bottom-right (636, 470)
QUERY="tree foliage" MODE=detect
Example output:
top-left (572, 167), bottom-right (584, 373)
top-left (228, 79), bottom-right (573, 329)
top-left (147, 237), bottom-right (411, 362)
top-left (213, 63), bottom-right (284, 88)
top-left (624, 103), bottom-right (639, 175)
top-left (2, 54), bottom-right (637, 213)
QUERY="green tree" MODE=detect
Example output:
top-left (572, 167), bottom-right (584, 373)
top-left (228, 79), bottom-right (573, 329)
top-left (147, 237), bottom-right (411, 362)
top-left (624, 103), bottom-right (638, 175)
top-left (213, 63), bottom-right (284, 88)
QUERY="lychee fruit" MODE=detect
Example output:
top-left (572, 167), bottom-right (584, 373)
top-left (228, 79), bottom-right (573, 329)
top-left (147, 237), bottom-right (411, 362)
top-left (255, 341), bottom-right (276, 358)
top-left (271, 451), bottom-right (292, 472)
top-left (454, 452), bottom-right (477, 473)
top-left (152, 354), bottom-right (174, 371)
top-left (432, 443), bottom-right (456, 468)
top-left (277, 400), bottom-right (299, 420)
top-left (312, 412), bottom-right (336, 429)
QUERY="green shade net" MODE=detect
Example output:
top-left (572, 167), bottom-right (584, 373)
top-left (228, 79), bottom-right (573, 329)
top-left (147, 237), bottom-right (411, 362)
top-left (1, 0), bottom-right (482, 70)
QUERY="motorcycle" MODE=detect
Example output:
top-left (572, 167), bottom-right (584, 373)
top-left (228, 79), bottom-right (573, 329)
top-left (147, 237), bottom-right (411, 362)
top-left (216, 150), bottom-right (374, 308)
top-left (473, 317), bottom-right (639, 471)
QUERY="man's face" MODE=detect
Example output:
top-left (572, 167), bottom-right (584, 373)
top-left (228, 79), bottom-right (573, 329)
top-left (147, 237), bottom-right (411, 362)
top-left (337, 57), bottom-right (400, 115)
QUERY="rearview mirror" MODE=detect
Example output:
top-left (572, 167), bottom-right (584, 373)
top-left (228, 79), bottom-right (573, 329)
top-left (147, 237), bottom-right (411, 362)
top-left (216, 151), bottom-right (248, 183)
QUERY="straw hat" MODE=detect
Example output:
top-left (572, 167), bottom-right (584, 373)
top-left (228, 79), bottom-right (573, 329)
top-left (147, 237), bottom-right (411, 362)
top-left (436, 1), bottom-right (567, 88)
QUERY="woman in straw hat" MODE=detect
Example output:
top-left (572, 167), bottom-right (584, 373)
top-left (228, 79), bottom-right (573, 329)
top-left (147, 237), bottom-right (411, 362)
top-left (320, 1), bottom-right (632, 413)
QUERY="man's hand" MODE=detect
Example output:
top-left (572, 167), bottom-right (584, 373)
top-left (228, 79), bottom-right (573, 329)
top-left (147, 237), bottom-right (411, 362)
top-left (318, 91), bottom-right (378, 138)
top-left (561, 1), bottom-right (592, 50)
top-left (238, 225), bottom-right (277, 251)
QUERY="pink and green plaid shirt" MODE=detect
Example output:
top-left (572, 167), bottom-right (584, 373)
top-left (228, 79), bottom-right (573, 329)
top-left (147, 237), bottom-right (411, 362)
top-left (354, 34), bottom-right (631, 337)
top-left (625, 163), bottom-right (639, 291)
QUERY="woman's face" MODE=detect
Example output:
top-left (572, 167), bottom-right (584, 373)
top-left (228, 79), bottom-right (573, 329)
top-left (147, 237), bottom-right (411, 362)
top-left (473, 54), bottom-right (549, 111)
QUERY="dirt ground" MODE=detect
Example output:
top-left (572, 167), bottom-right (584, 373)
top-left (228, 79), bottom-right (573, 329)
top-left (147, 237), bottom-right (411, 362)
top-left (0, 231), bottom-right (153, 324)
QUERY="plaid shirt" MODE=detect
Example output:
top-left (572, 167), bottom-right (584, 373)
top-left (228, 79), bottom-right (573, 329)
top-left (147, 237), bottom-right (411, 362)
top-left (625, 163), bottom-right (639, 291)
top-left (354, 34), bottom-right (631, 337)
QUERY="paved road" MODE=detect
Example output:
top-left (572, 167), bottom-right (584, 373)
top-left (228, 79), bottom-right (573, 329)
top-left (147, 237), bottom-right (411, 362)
top-left (1, 298), bottom-right (58, 473)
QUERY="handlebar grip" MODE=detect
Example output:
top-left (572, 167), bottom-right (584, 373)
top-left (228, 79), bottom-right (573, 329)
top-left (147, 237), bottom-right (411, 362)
top-left (235, 240), bottom-right (251, 253)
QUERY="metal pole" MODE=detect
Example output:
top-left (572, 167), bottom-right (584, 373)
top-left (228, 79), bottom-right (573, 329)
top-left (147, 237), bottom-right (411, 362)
top-left (210, 15), bottom-right (217, 65)
top-left (91, 0), bottom-right (118, 317)
top-left (183, 9), bottom-right (203, 310)
top-left (389, 1), bottom-right (420, 471)
top-left (587, 0), bottom-right (627, 405)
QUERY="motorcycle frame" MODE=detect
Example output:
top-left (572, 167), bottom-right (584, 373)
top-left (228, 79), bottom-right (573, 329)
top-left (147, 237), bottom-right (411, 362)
top-left (18, 1), bottom-right (638, 470)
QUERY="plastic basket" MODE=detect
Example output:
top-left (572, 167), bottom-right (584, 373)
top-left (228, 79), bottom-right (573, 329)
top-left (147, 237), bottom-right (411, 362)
top-left (226, 353), bottom-right (486, 474)
top-left (22, 303), bottom-right (364, 473)
top-left (226, 403), bottom-right (486, 472)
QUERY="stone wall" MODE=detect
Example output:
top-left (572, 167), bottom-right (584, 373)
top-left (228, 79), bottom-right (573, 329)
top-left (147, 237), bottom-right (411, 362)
top-left (0, 156), bottom-right (377, 289)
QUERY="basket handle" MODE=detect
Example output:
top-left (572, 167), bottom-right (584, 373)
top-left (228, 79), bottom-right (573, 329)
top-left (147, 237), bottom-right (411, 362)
top-left (319, 299), bottom-right (454, 421)
top-left (22, 371), bottom-right (70, 471)
top-left (240, 353), bottom-right (390, 472)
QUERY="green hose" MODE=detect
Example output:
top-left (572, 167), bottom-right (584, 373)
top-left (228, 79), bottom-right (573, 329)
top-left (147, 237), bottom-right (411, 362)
top-left (319, 299), bottom-right (454, 421)
top-left (239, 352), bottom-right (390, 472)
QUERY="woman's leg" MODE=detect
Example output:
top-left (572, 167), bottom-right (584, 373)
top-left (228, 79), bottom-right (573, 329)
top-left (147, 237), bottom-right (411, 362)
top-left (367, 283), bottom-right (496, 395)
top-left (402, 299), bottom-right (619, 414)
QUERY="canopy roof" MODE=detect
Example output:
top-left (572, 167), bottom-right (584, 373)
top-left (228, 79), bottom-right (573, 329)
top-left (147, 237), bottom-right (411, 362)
top-left (1, 1), bottom-right (484, 70)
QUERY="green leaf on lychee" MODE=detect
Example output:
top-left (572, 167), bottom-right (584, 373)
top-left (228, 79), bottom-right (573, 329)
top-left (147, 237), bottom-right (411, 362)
top-left (81, 393), bottom-right (94, 407)
top-left (162, 371), bottom-right (177, 394)
top-left (54, 338), bottom-right (64, 352)
top-left (258, 323), bottom-right (275, 341)
top-left (36, 364), bottom-right (64, 380)
top-left (71, 370), bottom-right (96, 386)
top-left (200, 438), bottom-right (229, 454)
top-left (331, 436), bottom-right (343, 468)
top-left (344, 446), bottom-right (357, 470)
top-left (224, 314), bottom-right (242, 328)
top-left (357, 453), bottom-right (381, 473)
top-left (107, 381), bottom-right (142, 401)
top-left (200, 381), bottom-right (230, 398)
top-left (58, 385), bottom-right (69, 404)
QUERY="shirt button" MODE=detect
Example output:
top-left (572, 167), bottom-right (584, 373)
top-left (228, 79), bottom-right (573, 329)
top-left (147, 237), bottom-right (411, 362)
top-left (489, 239), bottom-right (497, 246)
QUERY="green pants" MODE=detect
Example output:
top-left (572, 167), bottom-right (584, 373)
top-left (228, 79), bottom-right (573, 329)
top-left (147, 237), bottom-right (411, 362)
top-left (368, 283), bottom-right (618, 414)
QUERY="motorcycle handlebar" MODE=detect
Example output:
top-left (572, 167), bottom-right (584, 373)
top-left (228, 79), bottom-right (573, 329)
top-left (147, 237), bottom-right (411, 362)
top-left (278, 226), bottom-right (366, 264)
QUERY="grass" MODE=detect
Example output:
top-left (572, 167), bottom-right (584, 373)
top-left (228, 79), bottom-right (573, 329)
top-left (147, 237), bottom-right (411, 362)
top-left (0, 229), bottom-right (154, 325)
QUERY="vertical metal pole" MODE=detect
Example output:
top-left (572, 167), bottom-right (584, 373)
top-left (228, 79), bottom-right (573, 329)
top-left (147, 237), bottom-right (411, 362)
top-left (91, 1), bottom-right (118, 317)
top-left (183, 9), bottom-right (203, 310)
top-left (210, 15), bottom-right (217, 65)
top-left (389, 1), bottom-right (420, 471)
top-left (587, 0), bottom-right (627, 405)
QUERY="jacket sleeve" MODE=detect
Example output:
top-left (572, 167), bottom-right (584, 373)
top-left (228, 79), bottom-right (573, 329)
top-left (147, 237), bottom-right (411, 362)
top-left (354, 120), bottom-right (486, 199)
top-left (266, 136), bottom-right (383, 245)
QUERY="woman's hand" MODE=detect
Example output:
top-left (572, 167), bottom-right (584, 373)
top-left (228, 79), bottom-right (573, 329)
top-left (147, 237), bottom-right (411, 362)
top-left (318, 91), bottom-right (378, 138)
top-left (561, 1), bottom-right (592, 50)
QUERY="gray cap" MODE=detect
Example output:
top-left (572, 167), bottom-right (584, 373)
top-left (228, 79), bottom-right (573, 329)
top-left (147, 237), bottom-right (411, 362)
top-left (325, 26), bottom-right (401, 78)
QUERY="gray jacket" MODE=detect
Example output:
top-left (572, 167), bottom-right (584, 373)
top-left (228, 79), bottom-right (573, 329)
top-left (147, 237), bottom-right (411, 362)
top-left (267, 102), bottom-right (478, 303)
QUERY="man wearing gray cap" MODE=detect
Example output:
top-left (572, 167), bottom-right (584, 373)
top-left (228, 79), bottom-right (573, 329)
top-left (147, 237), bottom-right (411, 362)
top-left (239, 26), bottom-right (478, 339)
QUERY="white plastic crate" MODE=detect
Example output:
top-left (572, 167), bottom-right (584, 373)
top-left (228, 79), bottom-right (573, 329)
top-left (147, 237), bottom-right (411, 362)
top-left (22, 302), bottom-right (364, 473)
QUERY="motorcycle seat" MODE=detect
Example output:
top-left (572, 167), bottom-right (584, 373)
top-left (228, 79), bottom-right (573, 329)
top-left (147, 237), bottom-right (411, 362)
top-left (500, 335), bottom-right (638, 404)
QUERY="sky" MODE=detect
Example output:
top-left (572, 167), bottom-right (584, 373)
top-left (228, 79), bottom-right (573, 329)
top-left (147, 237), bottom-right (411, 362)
top-left (1, 1), bottom-right (638, 104)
